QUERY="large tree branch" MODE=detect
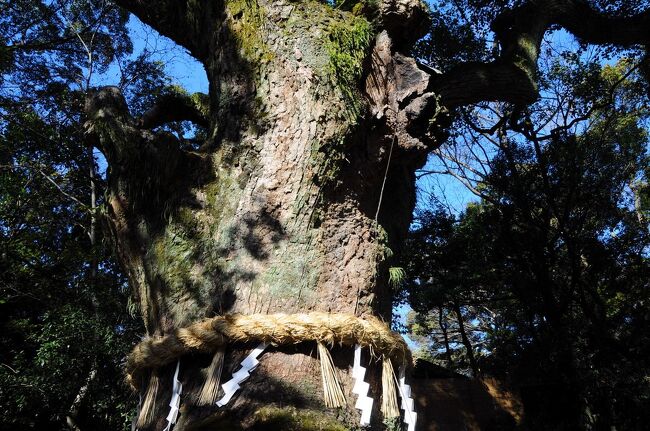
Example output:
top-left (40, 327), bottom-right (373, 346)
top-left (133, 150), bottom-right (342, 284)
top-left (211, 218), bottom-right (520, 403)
top-left (113, 0), bottom-right (215, 60)
top-left (433, 61), bottom-right (539, 108)
top-left (84, 87), bottom-right (184, 171)
top-left (138, 92), bottom-right (209, 129)
top-left (432, 0), bottom-right (650, 108)
top-left (551, 1), bottom-right (650, 45)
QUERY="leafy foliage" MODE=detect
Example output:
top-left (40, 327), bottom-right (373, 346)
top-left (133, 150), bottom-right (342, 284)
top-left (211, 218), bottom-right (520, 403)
top-left (402, 48), bottom-right (650, 429)
top-left (0, 1), bottom-right (182, 429)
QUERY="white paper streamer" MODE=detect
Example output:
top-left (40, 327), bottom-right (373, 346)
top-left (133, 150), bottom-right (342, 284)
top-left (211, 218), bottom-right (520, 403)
top-left (216, 342), bottom-right (268, 407)
top-left (351, 344), bottom-right (374, 426)
top-left (163, 360), bottom-right (183, 431)
top-left (398, 365), bottom-right (417, 431)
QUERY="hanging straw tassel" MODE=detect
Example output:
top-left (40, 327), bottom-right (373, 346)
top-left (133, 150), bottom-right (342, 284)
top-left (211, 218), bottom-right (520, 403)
top-left (317, 342), bottom-right (346, 408)
top-left (196, 348), bottom-right (225, 405)
top-left (381, 356), bottom-right (400, 418)
top-left (136, 372), bottom-right (159, 429)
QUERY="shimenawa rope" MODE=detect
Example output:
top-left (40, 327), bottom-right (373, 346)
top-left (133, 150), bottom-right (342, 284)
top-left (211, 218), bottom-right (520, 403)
top-left (129, 312), bottom-right (413, 428)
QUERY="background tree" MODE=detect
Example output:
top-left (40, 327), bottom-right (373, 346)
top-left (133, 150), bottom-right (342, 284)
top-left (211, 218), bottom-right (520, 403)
top-left (401, 50), bottom-right (650, 430)
top-left (0, 1), bottom-right (191, 429)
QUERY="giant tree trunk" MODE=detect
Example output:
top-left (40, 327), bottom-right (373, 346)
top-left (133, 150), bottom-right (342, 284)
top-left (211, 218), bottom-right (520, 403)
top-left (87, 1), bottom-right (440, 429)
top-left (84, 0), bottom-right (650, 429)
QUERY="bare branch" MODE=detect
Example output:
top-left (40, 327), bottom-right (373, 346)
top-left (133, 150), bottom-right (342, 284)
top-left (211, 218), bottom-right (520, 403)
top-left (0, 163), bottom-right (89, 210)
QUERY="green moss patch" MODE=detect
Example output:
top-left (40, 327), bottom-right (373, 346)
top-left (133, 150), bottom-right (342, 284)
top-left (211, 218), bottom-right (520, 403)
top-left (324, 14), bottom-right (372, 109)
top-left (251, 407), bottom-right (349, 431)
top-left (225, 0), bottom-right (274, 63)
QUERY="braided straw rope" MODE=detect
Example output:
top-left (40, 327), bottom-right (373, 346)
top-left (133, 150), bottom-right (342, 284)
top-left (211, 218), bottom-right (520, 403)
top-left (126, 312), bottom-right (411, 389)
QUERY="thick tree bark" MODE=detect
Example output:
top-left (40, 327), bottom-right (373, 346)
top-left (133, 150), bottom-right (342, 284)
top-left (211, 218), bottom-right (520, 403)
top-left (85, 0), bottom-right (650, 429)
top-left (87, 1), bottom-right (439, 429)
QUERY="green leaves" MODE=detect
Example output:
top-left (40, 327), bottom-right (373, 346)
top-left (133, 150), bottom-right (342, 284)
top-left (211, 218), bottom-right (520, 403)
top-left (0, 1), bottom-right (155, 429)
top-left (402, 52), bottom-right (650, 427)
top-left (388, 266), bottom-right (406, 288)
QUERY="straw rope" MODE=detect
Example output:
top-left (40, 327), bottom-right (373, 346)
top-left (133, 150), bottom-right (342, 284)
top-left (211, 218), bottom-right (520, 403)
top-left (126, 312), bottom-right (411, 390)
top-left (381, 357), bottom-right (400, 418)
top-left (195, 348), bottom-right (225, 405)
top-left (136, 372), bottom-right (159, 428)
top-left (317, 342), bottom-right (346, 408)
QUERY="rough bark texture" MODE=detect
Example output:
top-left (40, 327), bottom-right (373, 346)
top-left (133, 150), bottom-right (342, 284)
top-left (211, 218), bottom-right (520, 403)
top-left (86, 0), bottom-right (650, 429)
top-left (87, 1), bottom-right (439, 429)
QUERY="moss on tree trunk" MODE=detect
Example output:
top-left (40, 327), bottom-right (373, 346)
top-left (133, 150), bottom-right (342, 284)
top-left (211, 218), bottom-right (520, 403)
top-left (88, 0), bottom-right (438, 429)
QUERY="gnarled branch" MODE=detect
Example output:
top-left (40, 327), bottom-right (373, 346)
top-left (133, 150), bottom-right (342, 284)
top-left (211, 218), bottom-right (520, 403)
top-left (432, 0), bottom-right (650, 108)
top-left (84, 87), bottom-right (184, 171)
top-left (138, 92), bottom-right (209, 130)
top-left (113, 0), bottom-right (215, 60)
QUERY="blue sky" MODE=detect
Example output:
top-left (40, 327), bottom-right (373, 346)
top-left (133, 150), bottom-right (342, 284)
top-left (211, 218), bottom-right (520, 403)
top-left (127, 16), bottom-right (209, 94)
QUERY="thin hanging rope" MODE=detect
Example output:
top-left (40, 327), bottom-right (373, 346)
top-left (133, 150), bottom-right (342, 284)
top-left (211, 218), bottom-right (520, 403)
top-left (375, 136), bottom-right (396, 222)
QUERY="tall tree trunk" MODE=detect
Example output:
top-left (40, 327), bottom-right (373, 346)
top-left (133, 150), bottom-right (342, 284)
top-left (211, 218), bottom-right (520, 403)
top-left (85, 0), bottom-right (650, 429)
top-left (66, 369), bottom-right (97, 431)
top-left (438, 306), bottom-right (453, 368)
top-left (65, 144), bottom-right (100, 431)
top-left (87, 1), bottom-right (439, 429)
top-left (452, 300), bottom-right (479, 377)
top-left (88, 144), bottom-right (98, 294)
